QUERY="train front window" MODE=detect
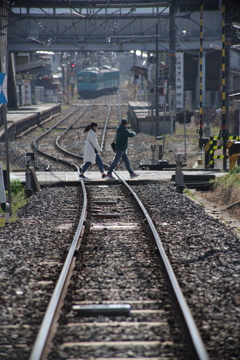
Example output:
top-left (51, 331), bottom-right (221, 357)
top-left (90, 75), bottom-right (96, 83)
top-left (78, 75), bottom-right (84, 82)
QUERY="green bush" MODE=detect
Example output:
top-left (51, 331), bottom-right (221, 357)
top-left (215, 166), bottom-right (240, 188)
top-left (10, 178), bottom-right (25, 195)
top-left (1, 179), bottom-right (27, 225)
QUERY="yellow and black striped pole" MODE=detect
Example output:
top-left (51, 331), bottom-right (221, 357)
top-left (199, 1), bottom-right (204, 148)
top-left (219, 1), bottom-right (229, 171)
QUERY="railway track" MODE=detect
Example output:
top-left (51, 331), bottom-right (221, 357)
top-left (27, 95), bottom-right (208, 359)
top-left (29, 174), bottom-right (209, 360)
top-left (32, 93), bottom-right (119, 173)
top-left (9, 91), bottom-right (208, 359)
top-left (32, 102), bottom-right (90, 171)
top-left (1, 92), bottom-right (239, 360)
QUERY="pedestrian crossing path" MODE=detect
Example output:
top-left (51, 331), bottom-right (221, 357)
top-left (10, 170), bottom-right (224, 186)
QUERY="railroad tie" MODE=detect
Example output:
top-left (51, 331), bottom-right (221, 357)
top-left (92, 213), bottom-right (121, 219)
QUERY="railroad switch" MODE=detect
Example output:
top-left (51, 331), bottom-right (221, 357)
top-left (140, 145), bottom-right (186, 171)
top-left (175, 153), bottom-right (185, 193)
top-left (26, 152), bottom-right (36, 167)
top-left (25, 154), bottom-right (34, 197)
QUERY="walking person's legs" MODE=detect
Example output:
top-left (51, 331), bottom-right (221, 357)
top-left (96, 154), bottom-right (104, 173)
top-left (122, 152), bottom-right (134, 175)
top-left (96, 153), bottom-right (107, 178)
top-left (81, 161), bottom-right (91, 173)
top-left (107, 150), bottom-right (124, 175)
top-left (80, 161), bottom-right (91, 179)
top-left (122, 152), bottom-right (139, 178)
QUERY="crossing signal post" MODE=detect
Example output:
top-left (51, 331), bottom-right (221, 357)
top-left (219, 1), bottom-right (230, 171)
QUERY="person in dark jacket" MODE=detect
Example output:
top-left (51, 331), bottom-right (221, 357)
top-left (106, 118), bottom-right (139, 179)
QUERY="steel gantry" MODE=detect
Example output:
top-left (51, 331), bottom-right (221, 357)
top-left (3, 1), bottom-right (225, 53)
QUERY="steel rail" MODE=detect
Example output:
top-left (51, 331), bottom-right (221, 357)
top-left (34, 147), bottom-right (80, 172)
top-left (33, 104), bottom-right (82, 146)
top-left (29, 180), bottom-right (87, 360)
top-left (55, 107), bottom-right (90, 159)
top-left (32, 104), bottom-right (89, 171)
top-left (29, 98), bottom-right (111, 359)
top-left (56, 97), bottom-right (111, 163)
top-left (114, 171), bottom-right (209, 360)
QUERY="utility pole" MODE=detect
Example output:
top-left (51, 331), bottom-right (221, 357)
top-left (0, 1), bottom-right (11, 214)
top-left (155, 24), bottom-right (160, 135)
top-left (66, 61), bottom-right (69, 104)
top-left (61, 53), bottom-right (65, 104)
top-left (219, 1), bottom-right (230, 171)
top-left (155, 23), bottom-right (159, 118)
top-left (134, 51), bottom-right (137, 100)
top-left (2, 104), bottom-right (11, 210)
top-left (169, 0), bottom-right (176, 113)
top-left (198, 0), bottom-right (204, 148)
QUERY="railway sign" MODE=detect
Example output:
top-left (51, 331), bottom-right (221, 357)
top-left (175, 52), bottom-right (184, 109)
top-left (159, 95), bottom-right (164, 105)
top-left (0, 73), bottom-right (8, 103)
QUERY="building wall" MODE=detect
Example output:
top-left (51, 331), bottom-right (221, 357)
top-left (183, 50), bottom-right (240, 109)
top-left (0, 2), bottom-right (8, 73)
top-left (231, 50), bottom-right (240, 69)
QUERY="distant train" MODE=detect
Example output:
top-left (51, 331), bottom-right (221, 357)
top-left (76, 66), bottom-right (120, 97)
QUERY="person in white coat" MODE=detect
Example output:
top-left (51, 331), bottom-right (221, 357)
top-left (79, 122), bottom-right (107, 180)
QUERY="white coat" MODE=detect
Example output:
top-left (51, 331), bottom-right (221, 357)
top-left (83, 129), bottom-right (102, 164)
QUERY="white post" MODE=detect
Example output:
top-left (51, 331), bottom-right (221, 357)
top-left (184, 112), bottom-right (187, 159)
top-left (5, 203), bottom-right (10, 225)
top-left (0, 162), bottom-right (6, 206)
top-left (163, 95), bottom-right (166, 154)
top-left (175, 153), bottom-right (185, 193)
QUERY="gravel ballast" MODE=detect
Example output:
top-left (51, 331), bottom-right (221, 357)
top-left (0, 186), bottom-right (80, 360)
top-left (134, 183), bottom-right (240, 360)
